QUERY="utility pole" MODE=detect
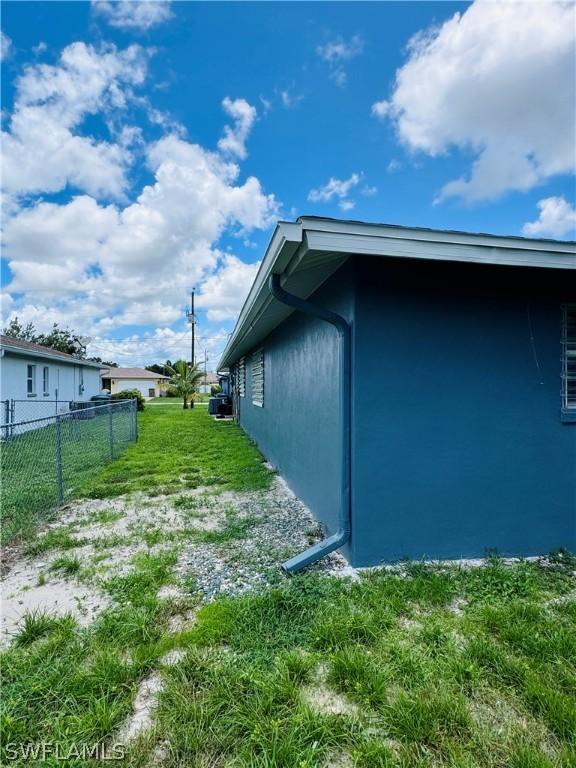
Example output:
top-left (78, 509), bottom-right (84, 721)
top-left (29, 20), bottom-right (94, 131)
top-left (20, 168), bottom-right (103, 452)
top-left (186, 289), bottom-right (196, 366)
top-left (186, 289), bottom-right (196, 409)
top-left (204, 348), bottom-right (207, 393)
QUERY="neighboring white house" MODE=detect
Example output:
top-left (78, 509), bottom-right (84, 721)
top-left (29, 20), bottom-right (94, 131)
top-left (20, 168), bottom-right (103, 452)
top-left (198, 372), bottom-right (220, 394)
top-left (0, 335), bottom-right (102, 424)
top-left (101, 368), bottom-right (170, 399)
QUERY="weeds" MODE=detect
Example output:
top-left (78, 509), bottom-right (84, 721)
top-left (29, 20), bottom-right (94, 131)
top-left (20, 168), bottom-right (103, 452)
top-left (50, 555), bottom-right (81, 575)
top-left (24, 527), bottom-right (83, 557)
top-left (3, 405), bottom-right (574, 767)
top-left (82, 406), bottom-right (272, 499)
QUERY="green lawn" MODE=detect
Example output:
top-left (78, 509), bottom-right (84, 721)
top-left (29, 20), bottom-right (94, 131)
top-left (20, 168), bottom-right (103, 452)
top-left (147, 393), bottom-right (211, 403)
top-left (2, 406), bottom-right (575, 767)
top-left (1, 406), bottom-right (136, 544)
top-left (82, 404), bottom-right (271, 499)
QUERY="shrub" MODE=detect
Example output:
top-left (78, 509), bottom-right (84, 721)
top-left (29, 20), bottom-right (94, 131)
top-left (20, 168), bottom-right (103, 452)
top-left (210, 384), bottom-right (222, 395)
top-left (112, 389), bottom-right (145, 411)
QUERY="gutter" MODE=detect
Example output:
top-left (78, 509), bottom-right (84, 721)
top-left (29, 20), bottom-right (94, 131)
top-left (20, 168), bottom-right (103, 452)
top-left (268, 272), bottom-right (352, 574)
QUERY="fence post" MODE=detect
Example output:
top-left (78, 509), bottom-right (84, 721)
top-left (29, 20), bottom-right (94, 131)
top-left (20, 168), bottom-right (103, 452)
top-left (133, 398), bottom-right (138, 441)
top-left (108, 402), bottom-right (114, 459)
top-left (55, 414), bottom-right (64, 504)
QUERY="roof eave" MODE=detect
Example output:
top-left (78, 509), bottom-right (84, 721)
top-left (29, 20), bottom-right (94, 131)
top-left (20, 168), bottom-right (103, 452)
top-left (218, 218), bottom-right (576, 371)
top-left (299, 217), bottom-right (576, 268)
top-left (1, 345), bottom-right (103, 367)
top-left (218, 221), bottom-right (303, 369)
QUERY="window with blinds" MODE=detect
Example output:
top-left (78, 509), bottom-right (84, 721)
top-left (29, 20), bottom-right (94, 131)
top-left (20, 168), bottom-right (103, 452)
top-left (562, 305), bottom-right (576, 410)
top-left (238, 357), bottom-right (246, 397)
top-left (252, 349), bottom-right (264, 407)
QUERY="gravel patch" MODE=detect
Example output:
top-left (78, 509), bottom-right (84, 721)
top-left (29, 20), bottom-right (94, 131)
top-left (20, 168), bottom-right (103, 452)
top-left (1, 474), bottom-right (351, 648)
top-left (178, 476), bottom-right (349, 601)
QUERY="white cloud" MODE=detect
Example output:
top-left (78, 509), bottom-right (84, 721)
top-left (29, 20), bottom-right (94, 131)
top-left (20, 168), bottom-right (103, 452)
top-left (373, 1), bottom-right (576, 202)
top-left (87, 325), bottom-right (230, 368)
top-left (522, 196), bottom-right (576, 239)
top-left (371, 100), bottom-right (389, 120)
top-left (3, 123), bottom-right (278, 335)
top-left (92, 1), bottom-right (172, 31)
top-left (1, 30), bottom-right (12, 61)
top-left (338, 200), bottom-right (355, 212)
top-left (317, 34), bottom-right (364, 64)
top-left (259, 95), bottom-right (272, 113)
top-left (2, 41), bottom-right (148, 202)
top-left (196, 255), bottom-right (260, 322)
top-left (317, 34), bottom-right (363, 86)
top-left (2, 41), bottom-right (276, 365)
top-left (217, 97), bottom-right (257, 160)
top-left (361, 185), bottom-right (378, 196)
top-left (308, 173), bottom-right (362, 204)
top-left (279, 89), bottom-right (303, 109)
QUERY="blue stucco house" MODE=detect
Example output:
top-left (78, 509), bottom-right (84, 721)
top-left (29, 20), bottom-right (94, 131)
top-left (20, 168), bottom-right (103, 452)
top-left (219, 217), bottom-right (576, 571)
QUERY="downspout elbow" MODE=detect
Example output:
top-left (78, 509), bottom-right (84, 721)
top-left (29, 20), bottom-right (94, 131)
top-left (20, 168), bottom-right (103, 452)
top-left (268, 273), bottom-right (352, 574)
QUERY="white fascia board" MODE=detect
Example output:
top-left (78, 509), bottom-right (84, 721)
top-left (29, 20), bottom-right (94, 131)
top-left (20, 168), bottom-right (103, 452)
top-left (300, 218), bottom-right (576, 268)
top-left (218, 222), bottom-right (303, 369)
top-left (218, 217), bottom-right (576, 370)
top-left (1, 346), bottom-right (103, 367)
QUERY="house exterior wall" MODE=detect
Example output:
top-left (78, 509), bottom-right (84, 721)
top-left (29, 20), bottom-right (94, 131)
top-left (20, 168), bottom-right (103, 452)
top-left (0, 353), bottom-right (101, 423)
top-left (351, 257), bottom-right (576, 565)
top-left (106, 377), bottom-right (167, 399)
top-left (230, 256), bottom-right (575, 567)
top-left (236, 263), bottom-right (355, 552)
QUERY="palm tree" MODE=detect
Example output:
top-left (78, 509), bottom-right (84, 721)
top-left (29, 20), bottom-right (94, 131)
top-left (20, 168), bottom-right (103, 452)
top-left (167, 360), bottom-right (204, 409)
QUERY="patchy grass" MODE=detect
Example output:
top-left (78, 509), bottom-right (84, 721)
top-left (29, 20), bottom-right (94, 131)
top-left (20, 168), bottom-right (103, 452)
top-left (50, 554), bottom-right (82, 575)
top-left (3, 544), bottom-right (575, 766)
top-left (149, 559), bottom-right (575, 767)
top-left (82, 405), bottom-right (271, 499)
top-left (1, 407), bottom-right (136, 544)
top-left (2, 549), bottom-right (180, 765)
top-left (23, 526), bottom-right (83, 557)
top-left (3, 407), bottom-right (574, 766)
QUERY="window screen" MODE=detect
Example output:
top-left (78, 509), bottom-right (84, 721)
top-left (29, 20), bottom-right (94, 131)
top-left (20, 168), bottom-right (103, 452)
top-left (562, 305), bottom-right (576, 410)
top-left (27, 364), bottom-right (36, 395)
top-left (43, 366), bottom-right (50, 395)
top-left (238, 356), bottom-right (246, 397)
top-left (252, 349), bottom-right (264, 407)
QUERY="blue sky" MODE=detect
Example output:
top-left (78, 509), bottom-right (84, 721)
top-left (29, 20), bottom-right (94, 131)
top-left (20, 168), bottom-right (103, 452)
top-left (1, 0), bottom-right (575, 367)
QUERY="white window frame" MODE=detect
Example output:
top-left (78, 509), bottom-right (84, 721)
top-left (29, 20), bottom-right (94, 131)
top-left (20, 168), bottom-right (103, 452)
top-left (43, 366), bottom-right (50, 396)
top-left (238, 356), bottom-right (246, 397)
top-left (562, 304), bottom-right (576, 411)
top-left (27, 364), bottom-right (36, 396)
top-left (251, 349), bottom-right (264, 407)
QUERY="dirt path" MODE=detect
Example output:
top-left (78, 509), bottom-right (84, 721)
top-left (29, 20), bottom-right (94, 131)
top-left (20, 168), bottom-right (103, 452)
top-left (1, 475), bottom-right (347, 647)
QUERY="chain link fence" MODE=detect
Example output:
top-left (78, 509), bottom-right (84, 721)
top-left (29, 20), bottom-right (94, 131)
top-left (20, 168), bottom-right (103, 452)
top-left (1, 399), bottom-right (138, 543)
top-left (1, 398), bottom-right (77, 425)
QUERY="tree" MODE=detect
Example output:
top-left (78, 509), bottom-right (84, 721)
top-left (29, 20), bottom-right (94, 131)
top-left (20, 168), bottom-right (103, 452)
top-left (167, 360), bottom-right (204, 410)
top-left (87, 357), bottom-right (118, 367)
top-left (37, 324), bottom-right (83, 355)
top-left (3, 317), bottom-right (118, 366)
top-left (3, 317), bottom-right (37, 342)
top-left (146, 361), bottom-right (171, 376)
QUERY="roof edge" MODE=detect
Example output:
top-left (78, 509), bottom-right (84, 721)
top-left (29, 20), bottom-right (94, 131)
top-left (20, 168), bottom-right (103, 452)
top-left (0, 342), bottom-right (103, 368)
top-left (218, 221), bottom-right (303, 369)
top-left (218, 217), bottom-right (576, 370)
